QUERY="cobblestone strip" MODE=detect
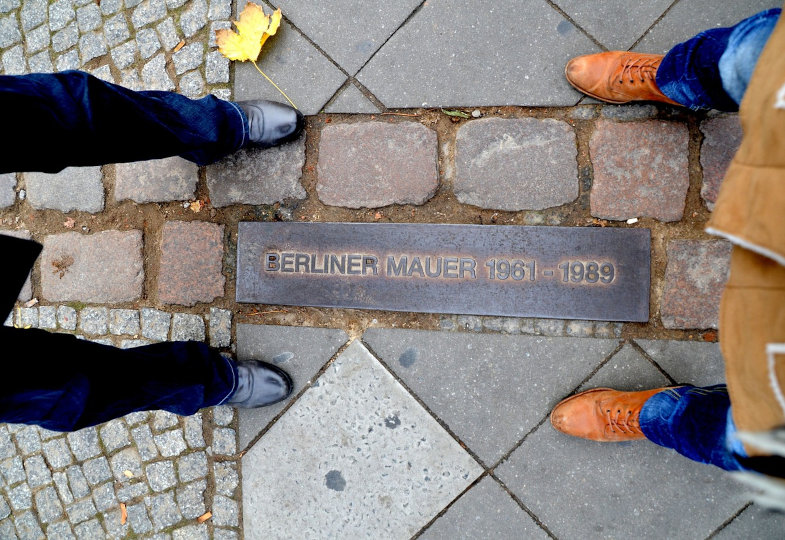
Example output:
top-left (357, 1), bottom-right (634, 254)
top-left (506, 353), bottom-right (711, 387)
top-left (0, 0), bottom-right (232, 99)
top-left (0, 305), bottom-right (239, 539)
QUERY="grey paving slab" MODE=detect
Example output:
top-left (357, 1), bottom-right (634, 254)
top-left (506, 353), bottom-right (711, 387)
top-left (362, 329), bottom-right (620, 465)
top-left (235, 324), bottom-right (349, 450)
top-left (242, 340), bottom-right (483, 539)
top-left (357, 0), bottom-right (600, 108)
top-left (233, 3), bottom-right (347, 115)
top-left (496, 350), bottom-right (748, 539)
top-left (205, 136), bottom-right (306, 207)
top-left (1, 229), bottom-right (33, 301)
top-left (114, 157), bottom-right (198, 203)
top-left (554, 0), bottom-right (673, 50)
top-left (325, 82), bottom-right (381, 113)
top-left (420, 476), bottom-right (548, 540)
top-left (0, 173), bottom-right (15, 208)
top-left (24, 167), bottom-right (104, 213)
top-left (714, 502), bottom-right (785, 539)
top-left (635, 0), bottom-right (780, 55)
top-left (270, 0), bottom-right (420, 75)
top-left (636, 339), bottom-right (726, 387)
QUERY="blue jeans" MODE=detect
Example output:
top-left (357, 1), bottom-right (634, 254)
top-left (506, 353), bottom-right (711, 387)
top-left (639, 385), bottom-right (745, 471)
top-left (656, 8), bottom-right (781, 111)
top-left (0, 70), bottom-right (249, 173)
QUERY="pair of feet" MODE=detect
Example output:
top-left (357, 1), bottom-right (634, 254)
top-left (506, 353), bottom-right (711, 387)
top-left (553, 50), bottom-right (679, 441)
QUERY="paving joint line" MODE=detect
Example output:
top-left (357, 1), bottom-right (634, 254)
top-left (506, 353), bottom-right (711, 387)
top-left (410, 472), bottom-right (489, 539)
top-left (628, 339), bottom-right (680, 386)
top-left (705, 501), bottom-right (752, 539)
top-left (628, 0), bottom-right (682, 51)
top-left (544, 0), bottom-right (607, 51)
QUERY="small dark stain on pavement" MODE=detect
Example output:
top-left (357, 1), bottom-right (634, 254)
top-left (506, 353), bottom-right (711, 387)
top-left (384, 414), bottom-right (401, 429)
top-left (325, 470), bottom-right (346, 491)
top-left (399, 348), bottom-right (418, 368)
top-left (557, 20), bottom-right (573, 35)
top-left (272, 352), bottom-right (294, 364)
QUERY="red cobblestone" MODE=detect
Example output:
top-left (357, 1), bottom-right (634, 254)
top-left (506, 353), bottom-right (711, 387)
top-left (158, 221), bottom-right (225, 306)
top-left (316, 122), bottom-right (438, 208)
top-left (41, 230), bottom-right (144, 303)
top-left (590, 120), bottom-right (689, 222)
top-left (661, 239), bottom-right (732, 329)
top-left (700, 115), bottom-right (741, 211)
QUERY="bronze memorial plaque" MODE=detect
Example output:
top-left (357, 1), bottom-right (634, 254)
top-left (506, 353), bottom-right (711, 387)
top-left (236, 222), bottom-right (650, 322)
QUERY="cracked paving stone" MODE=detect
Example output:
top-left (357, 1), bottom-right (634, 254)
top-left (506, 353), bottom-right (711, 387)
top-left (99, 419), bottom-right (130, 452)
top-left (154, 429), bottom-right (187, 457)
top-left (67, 427), bottom-right (100, 461)
top-left (176, 479), bottom-right (206, 519)
top-left (176, 451), bottom-right (207, 483)
top-left (146, 491), bottom-right (182, 529)
top-left (146, 460), bottom-right (177, 492)
top-left (53, 471), bottom-right (74, 505)
top-left (43, 437), bottom-right (74, 469)
top-left (131, 424), bottom-right (159, 462)
top-left (141, 53), bottom-right (175, 91)
top-left (24, 454), bottom-right (52, 488)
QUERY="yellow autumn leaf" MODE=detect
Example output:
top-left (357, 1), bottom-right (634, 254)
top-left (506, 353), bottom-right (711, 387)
top-left (215, 3), bottom-right (280, 63)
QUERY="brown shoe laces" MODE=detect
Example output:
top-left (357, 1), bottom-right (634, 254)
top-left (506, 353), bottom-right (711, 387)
top-left (618, 56), bottom-right (660, 85)
top-left (604, 406), bottom-right (644, 435)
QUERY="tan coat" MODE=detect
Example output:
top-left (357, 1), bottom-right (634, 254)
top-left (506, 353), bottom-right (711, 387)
top-left (706, 5), bottom-right (785, 448)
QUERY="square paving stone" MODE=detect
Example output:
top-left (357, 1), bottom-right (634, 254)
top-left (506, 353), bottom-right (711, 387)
top-left (25, 167), bottom-right (104, 213)
top-left (636, 339), bottom-right (725, 387)
top-left (206, 136), bottom-right (306, 208)
top-left (1, 230), bottom-right (33, 301)
top-left (235, 324), bottom-right (349, 449)
top-left (268, 0), bottom-right (420, 75)
top-left (420, 476), bottom-right (548, 539)
top-left (357, 0), bottom-right (600, 107)
top-left (495, 351), bottom-right (747, 539)
top-left (661, 239), bottom-right (731, 329)
top-left (115, 157), bottom-right (198, 203)
top-left (454, 118), bottom-right (578, 211)
top-left (317, 122), bottom-right (438, 208)
top-left (158, 221), bottom-right (224, 306)
top-left (234, 3), bottom-right (346, 115)
top-left (363, 329), bottom-right (620, 465)
top-left (41, 231), bottom-right (144, 303)
top-left (590, 120), bottom-right (689, 222)
top-left (242, 340), bottom-right (482, 539)
top-left (635, 0), bottom-right (780, 55)
top-left (700, 115), bottom-right (742, 210)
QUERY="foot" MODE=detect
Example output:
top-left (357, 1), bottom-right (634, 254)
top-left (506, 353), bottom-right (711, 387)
top-left (226, 359), bottom-right (293, 408)
top-left (565, 51), bottom-right (681, 105)
top-left (236, 100), bottom-right (304, 148)
top-left (550, 387), bottom-right (665, 442)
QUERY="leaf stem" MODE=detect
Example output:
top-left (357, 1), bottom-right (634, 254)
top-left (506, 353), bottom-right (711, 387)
top-left (251, 61), bottom-right (297, 109)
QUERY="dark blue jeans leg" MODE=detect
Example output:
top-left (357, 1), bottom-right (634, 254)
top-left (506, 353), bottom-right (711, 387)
top-left (656, 8), bottom-right (781, 111)
top-left (639, 385), bottom-right (745, 471)
top-left (0, 70), bottom-right (249, 173)
top-left (0, 327), bottom-right (237, 431)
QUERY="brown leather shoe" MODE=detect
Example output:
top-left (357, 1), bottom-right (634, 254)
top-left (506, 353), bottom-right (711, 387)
top-left (550, 387), bottom-right (665, 442)
top-left (565, 51), bottom-right (681, 105)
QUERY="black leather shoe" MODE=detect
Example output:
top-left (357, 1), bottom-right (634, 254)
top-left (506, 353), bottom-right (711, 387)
top-left (236, 100), bottom-right (304, 148)
top-left (226, 359), bottom-right (293, 408)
